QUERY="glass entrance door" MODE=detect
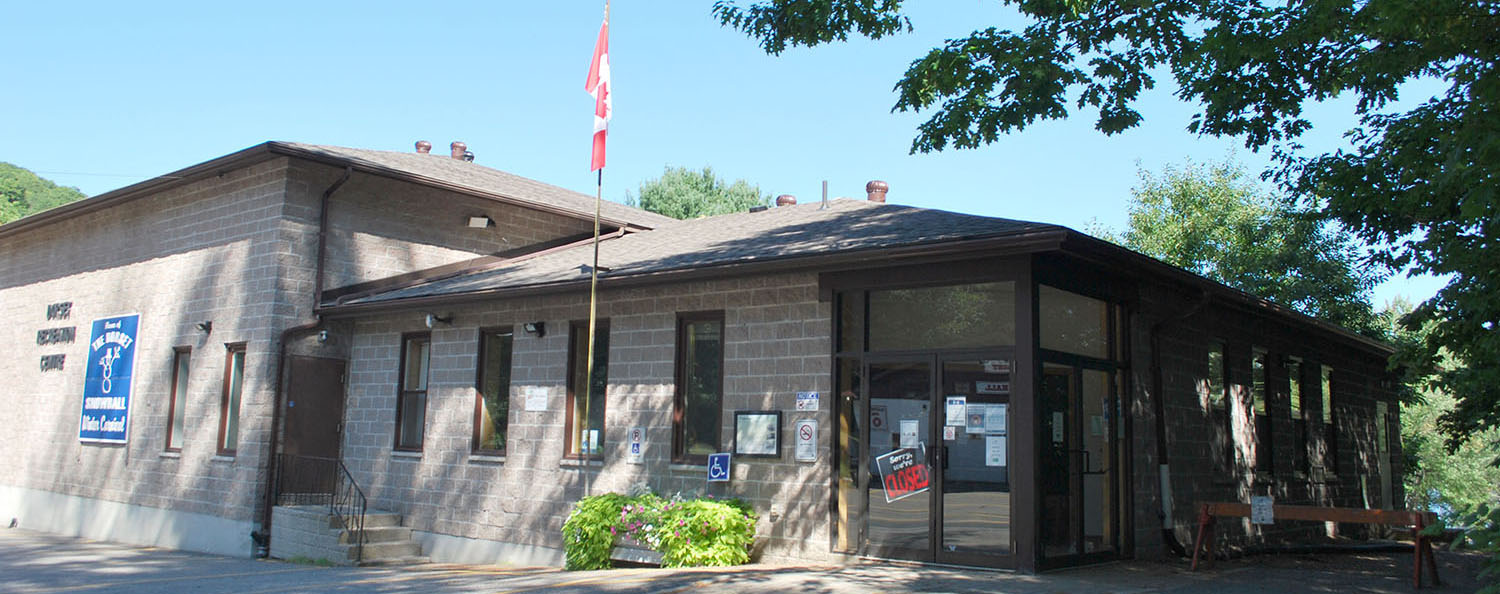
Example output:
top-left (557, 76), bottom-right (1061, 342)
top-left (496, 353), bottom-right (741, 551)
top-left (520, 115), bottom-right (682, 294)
top-left (862, 356), bottom-right (1014, 566)
top-left (1039, 361), bottom-right (1119, 565)
top-left (937, 358), bottom-right (1013, 565)
top-left (865, 360), bottom-right (933, 560)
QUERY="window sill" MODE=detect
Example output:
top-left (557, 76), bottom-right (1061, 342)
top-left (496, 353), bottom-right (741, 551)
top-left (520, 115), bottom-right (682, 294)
top-left (559, 458), bottom-right (604, 468)
top-left (469, 453), bottom-right (505, 464)
top-left (211, 455), bottom-right (236, 463)
top-left (159, 451), bottom-right (182, 459)
top-left (390, 450), bottom-right (423, 460)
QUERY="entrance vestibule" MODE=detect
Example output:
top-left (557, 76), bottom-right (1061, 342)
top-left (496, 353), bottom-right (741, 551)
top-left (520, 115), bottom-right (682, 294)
top-left (831, 270), bottom-right (1127, 572)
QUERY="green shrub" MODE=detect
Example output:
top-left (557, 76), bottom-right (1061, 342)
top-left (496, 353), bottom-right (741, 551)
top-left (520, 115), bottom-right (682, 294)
top-left (561, 492), bottom-right (757, 570)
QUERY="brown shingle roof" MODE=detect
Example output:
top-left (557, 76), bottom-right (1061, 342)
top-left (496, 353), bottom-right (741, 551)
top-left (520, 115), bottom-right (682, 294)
top-left (273, 142), bottom-right (676, 229)
top-left (330, 199), bottom-right (1061, 306)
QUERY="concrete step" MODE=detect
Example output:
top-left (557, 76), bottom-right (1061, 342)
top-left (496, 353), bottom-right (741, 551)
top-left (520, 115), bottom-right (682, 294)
top-left (348, 540), bottom-right (422, 561)
top-left (340, 526), bottom-right (412, 544)
top-left (360, 511), bottom-right (403, 528)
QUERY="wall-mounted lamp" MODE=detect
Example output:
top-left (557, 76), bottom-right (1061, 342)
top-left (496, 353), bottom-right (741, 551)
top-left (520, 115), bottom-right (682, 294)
top-left (424, 313), bottom-right (453, 329)
top-left (317, 329), bottom-right (329, 343)
top-left (196, 321), bottom-right (213, 334)
top-left (523, 321), bottom-right (546, 337)
top-left (467, 215), bottom-right (494, 228)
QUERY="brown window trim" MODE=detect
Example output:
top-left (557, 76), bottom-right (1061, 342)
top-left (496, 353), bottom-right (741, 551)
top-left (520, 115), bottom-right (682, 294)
top-left (673, 311), bottom-right (726, 465)
top-left (394, 332), bottom-right (431, 452)
top-left (165, 346), bottom-right (191, 452)
top-left (565, 319), bottom-right (609, 460)
top-left (217, 343), bottom-right (247, 456)
top-left (472, 327), bottom-right (514, 455)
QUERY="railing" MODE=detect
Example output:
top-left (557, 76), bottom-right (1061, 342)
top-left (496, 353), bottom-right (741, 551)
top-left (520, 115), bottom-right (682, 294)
top-left (275, 454), bottom-right (368, 564)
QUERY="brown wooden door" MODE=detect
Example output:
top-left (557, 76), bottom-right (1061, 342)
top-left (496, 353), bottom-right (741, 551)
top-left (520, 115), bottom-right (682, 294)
top-left (282, 356), bottom-right (347, 460)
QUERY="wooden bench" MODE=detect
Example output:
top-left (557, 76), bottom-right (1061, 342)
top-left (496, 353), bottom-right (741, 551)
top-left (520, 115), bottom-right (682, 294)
top-left (1190, 502), bottom-right (1440, 588)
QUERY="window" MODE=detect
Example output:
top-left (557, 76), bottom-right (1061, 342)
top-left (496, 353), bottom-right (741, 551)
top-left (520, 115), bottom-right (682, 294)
top-left (1039, 285), bottom-right (1109, 358)
top-left (395, 333), bottom-right (430, 451)
top-left (1206, 340), bottom-right (1228, 469)
top-left (166, 347), bottom-right (190, 452)
top-left (867, 281), bottom-right (1016, 351)
top-left (473, 329), bottom-right (513, 454)
top-left (1288, 356), bottom-right (1309, 474)
top-left (1252, 348), bottom-right (1272, 472)
top-left (566, 320), bottom-right (609, 458)
top-left (217, 344), bottom-right (246, 455)
top-left (674, 312), bottom-right (724, 461)
top-left (1320, 364), bottom-right (1337, 473)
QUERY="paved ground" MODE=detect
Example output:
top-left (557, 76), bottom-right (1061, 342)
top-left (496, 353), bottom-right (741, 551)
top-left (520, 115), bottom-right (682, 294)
top-left (1, 527), bottom-right (1488, 593)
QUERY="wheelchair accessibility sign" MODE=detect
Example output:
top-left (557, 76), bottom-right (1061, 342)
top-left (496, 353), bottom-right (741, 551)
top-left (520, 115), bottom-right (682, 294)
top-left (707, 452), bottom-right (732, 482)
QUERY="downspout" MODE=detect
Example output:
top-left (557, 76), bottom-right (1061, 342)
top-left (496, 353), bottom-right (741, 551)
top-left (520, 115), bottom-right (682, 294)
top-left (1151, 287), bottom-right (1210, 558)
top-left (254, 165), bottom-right (352, 557)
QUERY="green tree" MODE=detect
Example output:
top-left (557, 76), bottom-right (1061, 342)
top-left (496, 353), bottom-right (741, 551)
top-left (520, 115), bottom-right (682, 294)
top-left (714, 0), bottom-right (1500, 443)
top-left (1383, 298), bottom-right (1500, 520)
top-left (627, 166), bottom-right (770, 220)
top-left (1, 162), bottom-right (87, 224)
top-left (1100, 158), bottom-right (1383, 335)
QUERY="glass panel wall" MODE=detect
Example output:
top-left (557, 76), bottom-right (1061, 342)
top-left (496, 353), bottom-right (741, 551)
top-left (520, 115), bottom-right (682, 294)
top-left (1039, 285), bottom-right (1108, 358)
top-left (869, 282), bottom-right (1016, 351)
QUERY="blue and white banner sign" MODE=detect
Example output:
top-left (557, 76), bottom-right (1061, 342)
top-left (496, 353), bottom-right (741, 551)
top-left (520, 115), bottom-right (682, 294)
top-left (79, 314), bottom-right (140, 443)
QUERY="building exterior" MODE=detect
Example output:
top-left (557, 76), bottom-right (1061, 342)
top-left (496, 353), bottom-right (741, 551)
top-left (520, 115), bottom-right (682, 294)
top-left (0, 142), bottom-right (1402, 571)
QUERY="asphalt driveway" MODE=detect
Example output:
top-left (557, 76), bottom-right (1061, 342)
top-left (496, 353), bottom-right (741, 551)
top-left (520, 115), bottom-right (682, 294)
top-left (1, 527), bottom-right (1488, 593)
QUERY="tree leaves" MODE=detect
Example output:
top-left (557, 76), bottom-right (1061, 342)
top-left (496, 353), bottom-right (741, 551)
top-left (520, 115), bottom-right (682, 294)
top-left (717, 0), bottom-right (1500, 448)
top-left (627, 166), bottom-right (770, 220)
top-left (0, 163), bottom-right (87, 225)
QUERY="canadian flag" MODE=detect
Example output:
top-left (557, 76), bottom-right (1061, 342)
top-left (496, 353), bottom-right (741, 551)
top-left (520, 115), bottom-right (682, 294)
top-left (585, 19), bottom-right (611, 172)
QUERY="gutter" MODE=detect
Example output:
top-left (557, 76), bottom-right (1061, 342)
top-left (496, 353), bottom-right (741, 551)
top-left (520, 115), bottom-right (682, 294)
top-left (1150, 287), bottom-right (1211, 558)
top-left (254, 165), bottom-right (351, 556)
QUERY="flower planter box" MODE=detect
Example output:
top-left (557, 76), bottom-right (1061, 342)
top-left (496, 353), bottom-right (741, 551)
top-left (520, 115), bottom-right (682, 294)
top-left (609, 535), bottom-right (662, 567)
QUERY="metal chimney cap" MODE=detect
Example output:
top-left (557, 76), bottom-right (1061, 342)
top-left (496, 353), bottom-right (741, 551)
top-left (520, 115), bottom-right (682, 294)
top-left (450, 141), bottom-right (468, 160)
top-left (865, 180), bottom-right (889, 203)
top-left (776, 194), bottom-right (797, 207)
top-left (415, 140), bottom-right (432, 154)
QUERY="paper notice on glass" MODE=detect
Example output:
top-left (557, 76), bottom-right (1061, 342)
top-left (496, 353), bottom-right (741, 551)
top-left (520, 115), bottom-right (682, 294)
top-left (899, 419), bottom-right (919, 449)
top-left (943, 425), bottom-right (957, 440)
top-left (945, 396), bottom-right (967, 426)
top-left (986, 435), bottom-right (1007, 466)
top-left (965, 405), bottom-right (986, 434)
top-left (986, 403), bottom-right (1008, 435)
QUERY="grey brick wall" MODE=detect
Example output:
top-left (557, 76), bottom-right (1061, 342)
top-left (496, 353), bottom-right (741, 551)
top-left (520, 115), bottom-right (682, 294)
top-left (340, 272), bottom-right (836, 563)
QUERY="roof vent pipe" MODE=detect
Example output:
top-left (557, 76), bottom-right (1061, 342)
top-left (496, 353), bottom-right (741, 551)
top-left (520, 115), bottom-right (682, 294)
top-left (463, 151), bottom-right (475, 162)
top-left (415, 140), bottom-right (432, 154)
top-left (450, 141), bottom-right (467, 160)
top-left (776, 194), bottom-right (797, 207)
top-left (866, 180), bottom-right (889, 203)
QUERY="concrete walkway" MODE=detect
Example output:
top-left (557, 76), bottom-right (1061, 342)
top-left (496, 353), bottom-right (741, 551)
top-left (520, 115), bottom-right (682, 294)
top-left (1, 527), bottom-right (1486, 593)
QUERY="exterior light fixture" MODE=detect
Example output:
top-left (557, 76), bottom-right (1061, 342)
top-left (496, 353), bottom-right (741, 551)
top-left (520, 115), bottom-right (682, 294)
top-left (467, 216), bottom-right (493, 228)
top-left (196, 321), bottom-right (213, 334)
top-left (424, 313), bottom-right (453, 328)
top-left (317, 330), bottom-right (329, 343)
top-left (523, 321), bottom-right (546, 337)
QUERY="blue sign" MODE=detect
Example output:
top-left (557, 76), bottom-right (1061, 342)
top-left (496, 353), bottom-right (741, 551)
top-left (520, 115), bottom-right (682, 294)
top-left (79, 314), bottom-right (140, 443)
top-left (707, 452), bottom-right (731, 483)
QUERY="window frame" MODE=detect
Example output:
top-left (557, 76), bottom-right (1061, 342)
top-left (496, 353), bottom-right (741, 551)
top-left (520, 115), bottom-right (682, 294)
top-left (673, 311), bottom-right (726, 464)
top-left (166, 346), bottom-right (191, 452)
top-left (472, 327), bottom-right (514, 455)
top-left (394, 332), bottom-right (431, 452)
top-left (1287, 355), bottom-right (1310, 475)
top-left (217, 343), bottom-right (247, 456)
top-left (565, 319), bottom-right (610, 460)
top-left (1206, 339), bottom-right (1230, 471)
top-left (1320, 364), bottom-right (1337, 475)
top-left (1251, 347), bottom-right (1272, 473)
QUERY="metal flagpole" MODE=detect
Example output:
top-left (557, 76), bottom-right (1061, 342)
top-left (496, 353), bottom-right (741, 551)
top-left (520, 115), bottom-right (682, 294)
top-left (580, 0), bottom-right (608, 495)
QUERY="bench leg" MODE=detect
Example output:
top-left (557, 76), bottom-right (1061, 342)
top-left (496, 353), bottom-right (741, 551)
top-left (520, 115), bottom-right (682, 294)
top-left (1423, 536), bottom-right (1441, 587)
top-left (1191, 507), bottom-right (1212, 571)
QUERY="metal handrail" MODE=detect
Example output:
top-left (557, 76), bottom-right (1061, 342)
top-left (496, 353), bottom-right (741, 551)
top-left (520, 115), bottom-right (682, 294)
top-left (275, 454), bottom-right (368, 564)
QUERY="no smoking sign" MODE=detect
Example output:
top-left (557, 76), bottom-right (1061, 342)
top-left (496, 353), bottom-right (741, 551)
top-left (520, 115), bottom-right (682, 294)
top-left (794, 419), bottom-right (817, 462)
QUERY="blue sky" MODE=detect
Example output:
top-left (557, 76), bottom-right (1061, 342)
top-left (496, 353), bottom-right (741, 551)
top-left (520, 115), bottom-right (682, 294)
top-left (2, 1), bottom-right (1445, 305)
